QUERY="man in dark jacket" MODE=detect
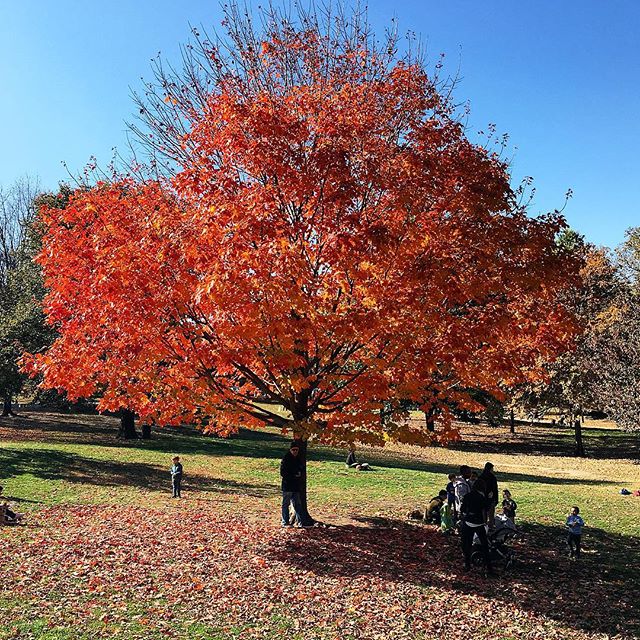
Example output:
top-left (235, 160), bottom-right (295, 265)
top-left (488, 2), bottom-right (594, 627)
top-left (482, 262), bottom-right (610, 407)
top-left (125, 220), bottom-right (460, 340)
top-left (460, 478), bottom-right (495, 575)
top-left (280, 443), bottom-right (309, 527)
top-left (479, 462), bottom-right (499, 526)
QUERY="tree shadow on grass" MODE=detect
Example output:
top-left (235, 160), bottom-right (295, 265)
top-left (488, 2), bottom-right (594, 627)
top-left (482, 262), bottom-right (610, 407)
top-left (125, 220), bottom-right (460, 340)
top-left (265, 516), bottom-right (640, 638)
top-left (345, 454), bottom-right (619, 486)
top-left (1, 412), bottom-right (619, 488)
top-left (0, 447), bottom-right (278, 498)
top-left (4, 410), bottom-right (630, 491)
top-left (0, 409), bottom-right (348, 463)
top-left (449, 421), bottom-right (640, 460)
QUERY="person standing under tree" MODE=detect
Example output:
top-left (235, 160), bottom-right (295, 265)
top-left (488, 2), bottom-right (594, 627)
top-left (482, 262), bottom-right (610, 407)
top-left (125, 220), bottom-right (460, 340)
top-left (566, 506), bottom-right (584, 559)
top-left (460, 478), bottom-right (495, 576)
top-left (479, 462), bottom-right (499, 527)
top-left (170, 456), bottom-right (183, 498)
top-left (280, 443), bottom-right (311, 527)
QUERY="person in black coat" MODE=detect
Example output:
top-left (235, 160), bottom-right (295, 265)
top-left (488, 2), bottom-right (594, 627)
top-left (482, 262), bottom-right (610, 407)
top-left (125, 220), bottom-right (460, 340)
top-left (460, 478), bottom-right (495, 575)
top-left (479, 462), bottom-right (499, 526)
top-left (280, 443), bottom-right (310, 527)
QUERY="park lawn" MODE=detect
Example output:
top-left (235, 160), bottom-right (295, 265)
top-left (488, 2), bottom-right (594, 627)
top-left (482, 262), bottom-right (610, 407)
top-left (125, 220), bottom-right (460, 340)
top-left (1, 409), bottom-right (639, 640)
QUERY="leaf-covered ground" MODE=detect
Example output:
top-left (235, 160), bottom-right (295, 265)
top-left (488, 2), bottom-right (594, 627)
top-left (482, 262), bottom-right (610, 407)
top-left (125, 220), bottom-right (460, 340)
top-left (3, 502), bottom-right (638, 640)
top-left (1, 410), bottom-right (639, 639)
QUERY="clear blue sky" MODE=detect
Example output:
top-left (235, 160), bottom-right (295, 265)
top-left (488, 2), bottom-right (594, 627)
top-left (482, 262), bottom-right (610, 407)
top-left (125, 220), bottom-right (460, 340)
top-left (1, 1), bottom-right (638, 248)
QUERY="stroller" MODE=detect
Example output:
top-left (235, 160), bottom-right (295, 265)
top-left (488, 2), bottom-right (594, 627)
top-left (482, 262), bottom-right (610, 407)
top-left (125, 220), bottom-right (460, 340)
top-left (471, 515), bottom-right (518, 570)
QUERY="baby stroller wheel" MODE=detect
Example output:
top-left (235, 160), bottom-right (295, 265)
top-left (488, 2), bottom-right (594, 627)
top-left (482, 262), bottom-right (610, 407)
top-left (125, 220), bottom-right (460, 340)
top-left (470, 549), bottom-right (485, 567)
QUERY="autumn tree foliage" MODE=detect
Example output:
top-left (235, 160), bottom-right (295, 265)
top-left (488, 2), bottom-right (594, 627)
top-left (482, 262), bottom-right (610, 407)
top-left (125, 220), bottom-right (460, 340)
top-left (590, 228), bottom-right (640, 432)
top-left (25, 4), bottom-right (579, 448)
top-left (507, 234), bottom-right (620, 453)
top-left (509, 226), bottom-right (640, 440)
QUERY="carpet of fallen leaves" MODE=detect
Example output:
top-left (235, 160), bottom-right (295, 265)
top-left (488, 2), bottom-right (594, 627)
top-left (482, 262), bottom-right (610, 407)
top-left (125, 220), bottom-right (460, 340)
top-left (1, 501), bottom-right (637, 640)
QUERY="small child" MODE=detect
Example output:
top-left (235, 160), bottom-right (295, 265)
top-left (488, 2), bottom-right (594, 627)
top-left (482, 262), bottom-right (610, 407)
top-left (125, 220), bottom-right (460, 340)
top-left (425, 490), bottom-right (448, 525)
top-left (440, 502), bottom-right (454, 534)
top-left (502, 489), bottom-right (518, 522)
top-left (565, 506), bottom-right (584, 559)
top-left (170, 456), bottom-right (183, 498)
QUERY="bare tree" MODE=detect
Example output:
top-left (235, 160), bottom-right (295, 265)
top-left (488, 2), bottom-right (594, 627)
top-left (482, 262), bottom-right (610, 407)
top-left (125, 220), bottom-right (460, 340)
top-left (0, 176), bottom-right (43, 415)
top-left (0, 176), bottom-right (40, 286)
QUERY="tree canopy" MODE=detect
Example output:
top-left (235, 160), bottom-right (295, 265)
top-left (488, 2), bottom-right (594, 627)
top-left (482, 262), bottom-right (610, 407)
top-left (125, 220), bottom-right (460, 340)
top-left (25, 3), bottom-right (580, 445)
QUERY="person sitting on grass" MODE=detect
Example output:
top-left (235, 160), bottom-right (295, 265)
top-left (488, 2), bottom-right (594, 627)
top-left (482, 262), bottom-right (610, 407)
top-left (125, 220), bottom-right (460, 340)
top-left (566, 506), bottom-right (585, 559)
top-left (0, 486), bottom-right (23, 524)
top-left (346, 445), bottom-right (370, 471)
top-left (425, 490), bottom-right (448, 525)
top-left (502, 489), bottom-right (517, 522)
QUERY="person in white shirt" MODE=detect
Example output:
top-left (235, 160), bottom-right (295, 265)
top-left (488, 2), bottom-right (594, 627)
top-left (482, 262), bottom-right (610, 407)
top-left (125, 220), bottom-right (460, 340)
top-left (453, 465), bottom-right (472, 518)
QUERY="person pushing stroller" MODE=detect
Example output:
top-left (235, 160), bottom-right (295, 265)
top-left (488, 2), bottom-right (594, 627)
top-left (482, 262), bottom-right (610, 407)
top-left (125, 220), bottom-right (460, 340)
top-left (459, 477), bottom-right (495, 576)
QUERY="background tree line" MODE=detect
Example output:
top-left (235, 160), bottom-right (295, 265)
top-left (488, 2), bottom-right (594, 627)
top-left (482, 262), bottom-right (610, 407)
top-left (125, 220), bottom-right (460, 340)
top-left (465, 228), bottom-right (640, 453)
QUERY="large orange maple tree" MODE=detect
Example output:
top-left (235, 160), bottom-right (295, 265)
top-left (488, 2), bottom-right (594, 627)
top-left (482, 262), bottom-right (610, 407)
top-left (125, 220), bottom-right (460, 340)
top-left (25, 6), bottom-right (579, 449)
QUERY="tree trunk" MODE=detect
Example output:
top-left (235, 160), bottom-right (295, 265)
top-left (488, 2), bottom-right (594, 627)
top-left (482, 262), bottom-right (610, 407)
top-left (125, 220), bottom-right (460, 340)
top-left (425, 408), bottom-right (435, 432)
top-left (509, 409), bottom-right (515, 434)
top-left (141, 423), bottom-right (152, 439)
top-left (2, 395), bottom-right (16, 417)
top-left (291, 436), bottom-right (314, 525)
top-left (574, 419), bottom-right (585, 457)
top-left (118, 409), bottom-right (138, 439)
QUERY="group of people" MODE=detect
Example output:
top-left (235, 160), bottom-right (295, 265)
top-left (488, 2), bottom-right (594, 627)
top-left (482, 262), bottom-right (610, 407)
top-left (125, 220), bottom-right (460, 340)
top-left (421, 463), bottom-right (514, 575)
top-left (420, 463), bottom-right (586, 572)
top-left (169, 446), bottom-right (586, 566)
top-left (5, 443), bottom-right (589, 568)
top-left (423, 463), bottom-right (516, 529)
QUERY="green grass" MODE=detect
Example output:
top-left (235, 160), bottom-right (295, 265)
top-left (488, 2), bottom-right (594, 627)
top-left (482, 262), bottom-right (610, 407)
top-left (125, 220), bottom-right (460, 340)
top-left (4, 417), bottom-right (637, 536)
